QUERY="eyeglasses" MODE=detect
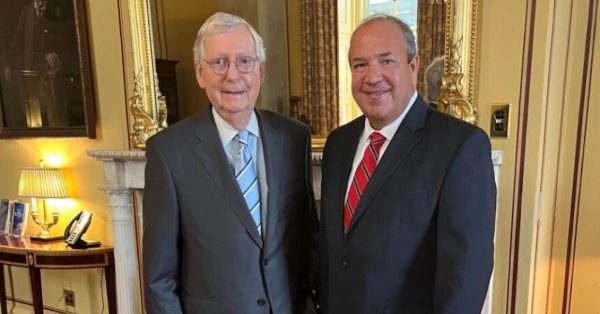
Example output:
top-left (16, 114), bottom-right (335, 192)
top-left (203, 56), bottom-right (259, 75)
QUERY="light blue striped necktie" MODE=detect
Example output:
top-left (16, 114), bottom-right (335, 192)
top-left (234, 129), bottom-right (262, 235)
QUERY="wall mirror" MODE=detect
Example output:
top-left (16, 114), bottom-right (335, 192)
top-left (118, 0), bottom-right (480, 150)
top-left (0, 0), bottom-right (96, 139)
top-left (327, 0), bottom-right (481, 150)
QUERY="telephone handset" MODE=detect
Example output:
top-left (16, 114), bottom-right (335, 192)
top-left (64, 211), bottom-right (101, 249)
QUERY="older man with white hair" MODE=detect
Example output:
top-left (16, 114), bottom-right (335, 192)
top-left (143, 12), bottom-right (317, 314)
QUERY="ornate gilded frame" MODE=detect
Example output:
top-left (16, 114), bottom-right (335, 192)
top-left (118, 0), bottom-right (167, 149)
top-left (438, 0), bottom-right (481, 124)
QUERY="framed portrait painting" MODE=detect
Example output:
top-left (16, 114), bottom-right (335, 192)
top-left (0, 0), bottom-right (95, 138)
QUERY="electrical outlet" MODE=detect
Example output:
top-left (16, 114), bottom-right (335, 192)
top-left (490, 103), bottom-right (510, 138)
top-left (63, 289), bottom-right (75, 307)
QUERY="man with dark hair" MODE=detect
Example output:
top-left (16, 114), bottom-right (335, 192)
top-left (319, 14), bottom-right (496, 313)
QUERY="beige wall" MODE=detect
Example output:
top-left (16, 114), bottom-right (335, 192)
top-left (479, 0), bottom-right (600, 312)
top-left (0, 0), bottom-right (129, 312)
top-left (528, 0), bottom-right (600, 313)
top-left (478, 0), bottom-right (527, 312)
top-left (568, 55), bottom-right (600, 312)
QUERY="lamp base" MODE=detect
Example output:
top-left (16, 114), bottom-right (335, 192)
top-left (30, 234), bottom-right (64, 242)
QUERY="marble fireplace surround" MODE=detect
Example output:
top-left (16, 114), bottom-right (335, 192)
top-left (88, 149), bottom-right (503, 313)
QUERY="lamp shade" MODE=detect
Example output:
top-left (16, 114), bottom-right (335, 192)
top-left (18, 167), bottom-right (70, 198)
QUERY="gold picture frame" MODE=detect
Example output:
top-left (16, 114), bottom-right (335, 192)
top-left (438, 0), bottom-right (481, 124)
top-left (118, 0), bottom-right (166, 149)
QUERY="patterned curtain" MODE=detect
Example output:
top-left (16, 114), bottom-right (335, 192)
top-left (416, 0), bottom-right (446, 96)
top-left (299, 0), bottom-right (338, 135)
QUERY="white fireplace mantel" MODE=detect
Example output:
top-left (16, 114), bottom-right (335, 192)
top-left (88, 149), bottom-right (502, 314)
top-left (88, 150), bottom-right (146, 314)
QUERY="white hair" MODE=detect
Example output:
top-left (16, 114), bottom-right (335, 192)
top-left (193, 12), bottom-right (266, 66)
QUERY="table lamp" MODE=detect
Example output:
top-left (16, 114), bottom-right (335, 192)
top-left (18, 166), bottom-right (70, 241)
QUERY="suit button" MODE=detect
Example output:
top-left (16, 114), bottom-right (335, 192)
top-left (341, 260), bottom-right (348, 270)
top-left (257, 299), bottom-right (266, 306)
top-left (263, 258), bottom-right (269, 266)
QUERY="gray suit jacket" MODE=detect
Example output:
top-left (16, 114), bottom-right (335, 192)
top-left (319, 96), bottom-right (496, 313)
top-left (143, 108), bottom-right (316, 314)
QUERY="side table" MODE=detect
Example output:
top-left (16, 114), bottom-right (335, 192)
top-left (0, 236), bottom-right (116, 314)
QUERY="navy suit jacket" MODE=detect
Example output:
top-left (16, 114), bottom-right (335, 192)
top-left (143, 108), bottom-right (316, 314)
top-left (318, 96), bottom-right (496, 314)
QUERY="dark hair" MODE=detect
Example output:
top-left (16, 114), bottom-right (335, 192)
top-left (355, 14), bottom-right (418, 62)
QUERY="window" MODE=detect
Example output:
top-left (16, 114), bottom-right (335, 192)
top-left (364, 0), bottom-right (418, 35)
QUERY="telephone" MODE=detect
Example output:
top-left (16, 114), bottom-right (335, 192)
top-left (64, 211), bottom-right (101, 249)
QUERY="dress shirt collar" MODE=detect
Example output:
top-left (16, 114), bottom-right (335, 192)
top-left (212, 107), bottom-right (260, 146)
top-left (362, 90), bottom-right (418, 142)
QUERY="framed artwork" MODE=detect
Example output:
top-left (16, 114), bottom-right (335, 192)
top-left (0, 0), bottom-right (95, 138)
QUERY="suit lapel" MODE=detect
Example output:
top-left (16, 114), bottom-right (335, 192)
top-left (346, 97), bottom-right (429, 233)
top-left (192, 109), bottom-right (263, 248)
top-left (256, 110), bottom-right (283, 249)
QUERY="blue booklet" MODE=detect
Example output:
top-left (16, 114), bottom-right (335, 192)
top-left (10, 201), bottom-right (29, 237)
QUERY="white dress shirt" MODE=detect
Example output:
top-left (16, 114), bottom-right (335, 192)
top-left (212, 108), bottom-right (268, 237)
top-left (344, 91), bottom-right (418, 200)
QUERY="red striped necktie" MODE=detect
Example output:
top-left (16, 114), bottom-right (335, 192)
top-left (343, 132), bottom-right (386, 233)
